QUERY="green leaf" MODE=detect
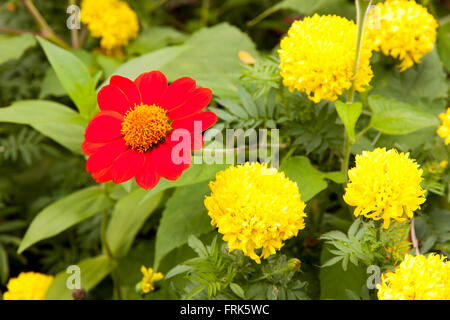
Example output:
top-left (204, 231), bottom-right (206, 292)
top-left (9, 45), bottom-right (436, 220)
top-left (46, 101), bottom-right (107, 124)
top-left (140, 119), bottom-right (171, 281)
top-left (0, 243), bottom-right (8, 284)
top-left (237, 86), bottom-right (258, 118)
top-left (321, 255), bottom-right (344, 268)
top-left (45, 255), bottom-right (115, 300)
top-left (154, 182), bottom-right (214, 270)
top-left (37, 37), bottom-right (97, 118)
top-left (109, 23), bottom-right (258, 100)
top-left (280, 156), bottom-right (343, 202)
top-left (230, 283), bottom-right (245, 299)
top-left (18, 187), bottom-right (113, 253)
top-left (335, 101), bottom-right (362, 142)
top-left (164, 265), bottom-right (193, 280)
top-left (127, 26), bottom-right (186, 55)
top-left (216, 98), bottom-right (249, 119)
top-left (369, 95), bottom-right (438, 135)
top-left (320, 247), bottom-right (367, 299)
top-left (187, 235), bottom-right (209, 258)
top-left (371, 49), bottom-right (448, 115)
top-left (106, 189), bottom-right (164, 258)
top-left (39, 68), bottom-right (66, 98)
top-left (0, 34), bottom-right (36, 65)
top-left (0, 100), bottom-right (86, 153)
top-left (141, 163), bottom-right (229, 203)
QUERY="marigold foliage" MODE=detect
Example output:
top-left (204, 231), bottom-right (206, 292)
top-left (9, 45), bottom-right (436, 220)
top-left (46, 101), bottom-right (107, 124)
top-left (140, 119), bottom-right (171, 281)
top-left (378, 253), bottom-right (450, 300)
top-left (80, 0), bottom-right (139, 52)
top-left (366, 0), bottom-right (438, 71)
top-left (278, 14), bottom-right (373, 103)
top-left (343, 148), bottom-right (426, 228)
top-left (140, 266), bottom-right (163, 294)
top-left (204, 162), bottom-right (306, 263)
top-left (3, 272), bottom-right (53, 300)
top-left (438, 108), bottom-right (450, 145)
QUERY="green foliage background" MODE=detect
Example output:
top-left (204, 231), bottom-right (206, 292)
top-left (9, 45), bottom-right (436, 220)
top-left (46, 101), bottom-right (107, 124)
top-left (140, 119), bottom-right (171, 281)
top-left (0, 0), bottom-right (449, 300)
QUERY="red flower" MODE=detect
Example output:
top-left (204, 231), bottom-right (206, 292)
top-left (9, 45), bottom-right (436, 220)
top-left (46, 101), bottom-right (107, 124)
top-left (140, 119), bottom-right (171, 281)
top-left (83, 71), bottom-right (217, 189)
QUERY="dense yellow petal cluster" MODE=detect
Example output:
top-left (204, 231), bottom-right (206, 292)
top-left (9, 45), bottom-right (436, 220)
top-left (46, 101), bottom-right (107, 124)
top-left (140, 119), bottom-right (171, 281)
top-left (204, 162), bottom-right (306, 263)
top-left (3, 272), bottom-right (53, 300)
top-left (378, 253), bottom-right (450, 300)
top-left (344, 148), bottom-right (426, 228)
top-left (278, 14), bottom-right (374, 103)
top-left (437, 109), bottom-right (450, 145)
top-left (80, 0), bottom-right (139, 52)
top-left (366, 0), bottom-right (438, 71)
top-left (140, 266), bottom-right (163, 294)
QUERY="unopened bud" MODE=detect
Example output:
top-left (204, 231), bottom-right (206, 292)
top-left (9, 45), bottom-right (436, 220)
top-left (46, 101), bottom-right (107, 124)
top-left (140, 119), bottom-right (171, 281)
top-left (72, 288), bottom-right (86, 300)
top-left (287, 258), bottom-right (301, 271)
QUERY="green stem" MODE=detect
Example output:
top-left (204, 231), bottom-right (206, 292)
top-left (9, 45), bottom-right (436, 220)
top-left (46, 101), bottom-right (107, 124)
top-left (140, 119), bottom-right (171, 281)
top-left (201, 0), bottom-right (210, 27)
top-left (101, 208), bottom-right (122, 300)
top-left (21, 0), bottom-right (71, 49)
top-left (346, 0), bottom-right (372, 102)
top-left (341, 0), bottom-right (372, 180)
top-left (68, 0), bottom-right (80, 49)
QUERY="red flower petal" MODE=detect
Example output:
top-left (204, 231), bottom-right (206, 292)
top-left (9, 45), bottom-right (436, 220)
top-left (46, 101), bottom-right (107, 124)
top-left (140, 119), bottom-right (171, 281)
top-left (168, 88), bottom-right (212, 120)
top-left (152, 144), bottom-right (191, 181)
top-left (172, 111), bottom-right (218, 133)
top-left (84, 111), bottom-right (124, 143)
top-left (82, 140), bottom-right (108, 156)
top-left (97, 85), bottom-right (130, 115)
top-left (110, 149), bottom-right (145, 184)
top-left (159, 77), bottom-right (196, 111)
top-left (110, 75), bottom-right (142, 107)
top-left (135, 71), bottom-right (168, 106)
top-left (91, 165), bottom-right (113, 183)
top-left (135, 153), bottom-right (161, 190)
top-left (86, 139), bottom-right (128, 173)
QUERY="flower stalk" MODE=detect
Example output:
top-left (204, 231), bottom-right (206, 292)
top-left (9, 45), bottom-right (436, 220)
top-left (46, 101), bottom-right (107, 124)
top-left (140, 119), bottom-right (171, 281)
top-left (341, 0), bottom-right (372, 179)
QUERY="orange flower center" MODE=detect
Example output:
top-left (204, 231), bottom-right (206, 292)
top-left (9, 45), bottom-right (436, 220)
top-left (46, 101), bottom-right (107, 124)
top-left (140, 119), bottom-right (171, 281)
top-left (121, 104), bottom-right (172, 153)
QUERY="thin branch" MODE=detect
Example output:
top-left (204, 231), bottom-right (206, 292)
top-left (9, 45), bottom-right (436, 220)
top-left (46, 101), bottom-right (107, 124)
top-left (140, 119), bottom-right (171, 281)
top-left (410, 217), bottom-right (420, 256)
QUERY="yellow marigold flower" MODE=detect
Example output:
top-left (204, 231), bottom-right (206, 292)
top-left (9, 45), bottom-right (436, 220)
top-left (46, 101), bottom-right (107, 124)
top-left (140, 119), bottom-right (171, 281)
top-left (139, 266), bottom-right (163, 294)
top-left (204, 162), bottom-right (307, 263)
top-left (366, 0), bottom-right (438, 71)
top-left (278, 14), bottom-right (374, 103)
top-left (3, 272), bottom-right (53, 300)
top-left (378, 253), bottom-right (450, 300)
top-left (438, 109), bottom-right (450, 145)
top-left (80, 0), bottom-right (139, 52)
top-left (343, 148), bottom-right (426, 228)
top-left (440, 160), bottom-right (448, 168)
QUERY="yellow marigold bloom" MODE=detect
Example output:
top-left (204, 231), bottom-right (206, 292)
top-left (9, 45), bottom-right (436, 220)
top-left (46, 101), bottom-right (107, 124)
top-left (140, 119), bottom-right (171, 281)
top-left (204, 162), bottom-right (307, 263)
top-left (366, 0), bottom-right (438, 71)
top-left (80, 0), bottom-right (139, 52)
top-left (140, 266), bottom-right (163, 294)
top-left (344, 148), bottom-right (426, 228)
top-left (3, 272), bottom-right (53, 300)
top-left (278, 14), bottom-right (374, 103)
top-left (378, 253), bottom-right (450, 300)
top-left (440, 160), bottom-right (448, 168)
top-left (438, 109), bottom-right (450, 145)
